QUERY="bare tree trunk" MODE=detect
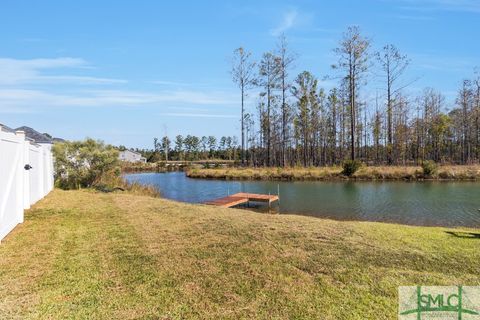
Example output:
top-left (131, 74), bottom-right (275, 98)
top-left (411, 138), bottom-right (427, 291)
top-left (350, 65), bottom-right (356, 161)
top-left (241, 85), bottom-right (245, 165)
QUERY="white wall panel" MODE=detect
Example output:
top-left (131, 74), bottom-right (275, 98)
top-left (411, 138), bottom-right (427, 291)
top-left (0, 126), bottom-right (54, 242)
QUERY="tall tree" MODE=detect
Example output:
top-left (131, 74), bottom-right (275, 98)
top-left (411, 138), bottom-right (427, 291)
top-left (207, 136), bottom-right (217, 159)
top-left (244, 113), bottom-right (254, 164)
top-left (161, 136), bottom-right (171, 162)
top-left (219, 136), bottom-right (227, 155)
top-left (327, 89), bottom-right (339, 164)
top-left (201, 136), bottom-right (209, 159)
top-left (473, 69), bottom-right (480, 160)
top-left (276, 34), bottom-right (296, 166)
top-left (333, 26), bottom-right (371, 160)
top-left (153, 137), bottom-right (160, 156)
top-left (231, 47), bottom-right (256, 166)
top-left (258, 52), bottom-right (281, 166)
top-left (372, 96), bottom-right (383, 164)
top-left (292, 71), bottom-right (317, 166)
top-left (375, 44), bottom-right (410, 164)
top-left (174, 135), bottom-right (184, 161)
top-left (457, 80), bottom-right (472, 163)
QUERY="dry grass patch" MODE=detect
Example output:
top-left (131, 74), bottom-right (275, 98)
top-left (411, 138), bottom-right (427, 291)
top-left (187, 165), bottom-right (480, 181)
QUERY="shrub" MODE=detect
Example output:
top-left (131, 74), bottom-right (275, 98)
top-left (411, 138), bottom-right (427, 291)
top-left (422, 160), bottom-right (438, 177)
top-left (53, 139), bottom-right (119, 189)
top-left (342, 160), bottom-right (362, 177)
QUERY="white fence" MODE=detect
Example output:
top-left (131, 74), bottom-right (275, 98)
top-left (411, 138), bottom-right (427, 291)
top-left (0, 126), bottom-right (54, 242)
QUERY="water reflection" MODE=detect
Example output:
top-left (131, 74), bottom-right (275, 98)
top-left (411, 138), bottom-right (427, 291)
top-left (125, 172), bottom-right (480, 228)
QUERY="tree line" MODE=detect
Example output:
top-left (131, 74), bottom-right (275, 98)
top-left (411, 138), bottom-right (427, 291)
top-left (230, 26), bottom-right (480, 167)
top-left (123, 135), bottom-right (241, 162)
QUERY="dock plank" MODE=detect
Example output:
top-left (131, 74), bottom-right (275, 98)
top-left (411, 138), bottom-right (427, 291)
top-left (204, 196), bottom-right (248, 208)
top-left (205, 193), bottom-right (279, 208)
top-left (233, 193), bottom-right (279, 203)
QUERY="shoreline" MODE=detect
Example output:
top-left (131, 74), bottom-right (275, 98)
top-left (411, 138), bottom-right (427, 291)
top-left (201, 202), bottom-right (480, 229)
top-left (121, 174), bottom-right (480, 228)
top-left (186, 165), bottom-right (480, 181)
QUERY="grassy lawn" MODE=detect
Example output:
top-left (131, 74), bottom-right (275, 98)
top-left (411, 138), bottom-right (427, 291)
top-left (186, 165), bottom-right (480, 181)
top-left (1, 190), bottom-right (479, 319)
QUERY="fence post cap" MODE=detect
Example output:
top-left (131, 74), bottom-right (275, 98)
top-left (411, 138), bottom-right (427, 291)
top-left (15, 130), bottom-right (25, 137)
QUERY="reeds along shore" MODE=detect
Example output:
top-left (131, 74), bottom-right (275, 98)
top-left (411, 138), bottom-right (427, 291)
top-left (186, 165), bottom-right (480, 181)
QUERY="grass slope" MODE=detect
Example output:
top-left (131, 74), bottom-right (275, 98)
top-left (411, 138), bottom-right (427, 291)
top-left (1, 190), bottom-right (479, 319)
top-left (187, 165), bottom-right (480, 181)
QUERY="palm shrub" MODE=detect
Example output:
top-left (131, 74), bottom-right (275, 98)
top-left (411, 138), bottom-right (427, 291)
top-left (422, 160), bottom-right (438, 177)
top-left (342, 160), bottom-right (362, 177)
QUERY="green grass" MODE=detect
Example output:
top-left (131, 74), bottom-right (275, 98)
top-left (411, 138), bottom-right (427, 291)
top-left (1, 190), bottom-right (479, 319)
top-left (186, 165), bottom-right (480, 181)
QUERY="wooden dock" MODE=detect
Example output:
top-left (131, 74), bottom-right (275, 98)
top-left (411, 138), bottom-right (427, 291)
top-left (205, 192), bottom-right (279, 208)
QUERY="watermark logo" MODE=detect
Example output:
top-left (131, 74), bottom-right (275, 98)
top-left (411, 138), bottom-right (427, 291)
top-left (399, 286), bottom-right (480, 319)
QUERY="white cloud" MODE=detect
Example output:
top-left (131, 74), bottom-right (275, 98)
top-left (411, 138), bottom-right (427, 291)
top-left (270, 9), bottom-right (299, 36)
top-left (37, 75), bottom-right (127, 84)
top-left (0, 57), bottom-right (125, 85)
top-left (85, 89), bottom-right (237, 106)
top-left (0, 56), bottom-right (238, 114)
top-left (0, 88), bottom-right (237, 113)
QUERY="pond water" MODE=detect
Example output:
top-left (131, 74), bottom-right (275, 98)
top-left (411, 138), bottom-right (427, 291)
top-left (125, 172), bottom-right (480, 228)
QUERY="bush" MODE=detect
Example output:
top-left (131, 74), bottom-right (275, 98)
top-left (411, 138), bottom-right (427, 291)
top-left (53, 139), bottom-right (119, 189)
top-left (342, 160), bottom-right (362, 177)
top-left (422, 160), bottom-right (438, 177)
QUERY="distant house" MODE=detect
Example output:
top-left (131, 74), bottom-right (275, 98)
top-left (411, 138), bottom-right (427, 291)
top-left (119, 150), bottom-right (147, 163)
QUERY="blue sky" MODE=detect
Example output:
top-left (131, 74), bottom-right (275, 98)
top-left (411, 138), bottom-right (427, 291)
top-left (0, 0), bottom-right (478, 148)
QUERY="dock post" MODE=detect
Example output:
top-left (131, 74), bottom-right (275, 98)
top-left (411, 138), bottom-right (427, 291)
top-left (277, 184), bottom-right (280, 204)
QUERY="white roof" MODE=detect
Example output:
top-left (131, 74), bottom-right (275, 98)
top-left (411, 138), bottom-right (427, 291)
top-left (121, 149), bottom-right (142, 156)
